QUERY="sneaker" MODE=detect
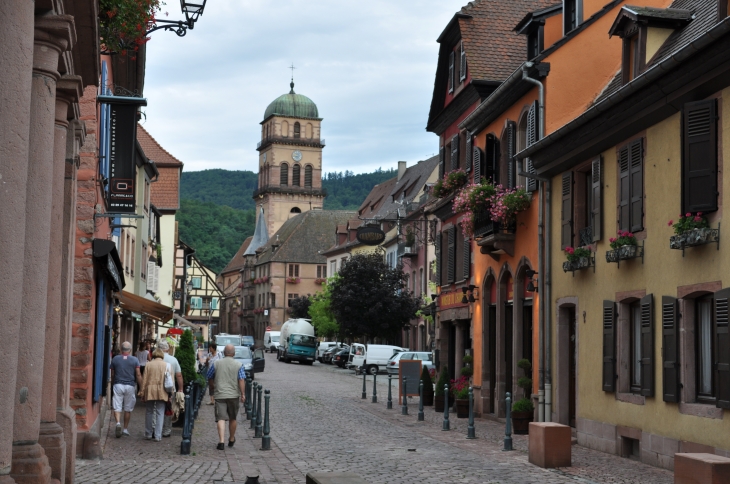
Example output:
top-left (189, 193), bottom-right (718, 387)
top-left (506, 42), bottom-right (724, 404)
top-left (145, 436), bottom-right (153, 440)
top-left (122, 429), bottom-right (130, 437)
top-left (162, 433), bottom-right (171, 438)
top-left (115, 424), bottom-right (122, 438)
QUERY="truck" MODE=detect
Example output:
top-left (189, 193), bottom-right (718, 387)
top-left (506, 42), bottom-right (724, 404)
top-left (277, 318), bottom-right (317, 365)
top-left (350, 343), bottom-right (404, 375)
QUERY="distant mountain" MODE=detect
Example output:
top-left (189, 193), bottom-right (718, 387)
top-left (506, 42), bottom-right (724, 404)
top-left (178, 167), bottom-right (398, 272)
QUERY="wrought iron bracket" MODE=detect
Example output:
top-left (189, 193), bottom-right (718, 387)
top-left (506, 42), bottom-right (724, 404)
top-left (605, 240), bottom-right (644, 269)
top-left (669, 223), bottom-right (720, 257)
top-left (562, 252), bottom-right (596, 276)
top-left (146, 19), bottom-right (192, 37)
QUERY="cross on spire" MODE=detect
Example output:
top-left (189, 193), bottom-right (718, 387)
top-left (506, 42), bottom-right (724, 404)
top-left (289, 63), bottom-right (296, 94)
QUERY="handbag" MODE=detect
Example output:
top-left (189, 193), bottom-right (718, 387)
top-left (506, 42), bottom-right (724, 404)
top-left (164, 363), bottom-right (175, 393)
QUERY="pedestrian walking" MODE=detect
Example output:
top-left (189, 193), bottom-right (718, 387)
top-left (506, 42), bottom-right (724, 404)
top-left (136, 342), bottom-right (150, 377)
top-left (109, 341), bottom-right (142, 438)
top-left (204, 343), bottom-right (222, 406)
top-left (206, 344), bottom-right (246, 450)
top-left (140, 348), bottom-right (168, 441)
top-left (157, 339), bottom-right (183, 438)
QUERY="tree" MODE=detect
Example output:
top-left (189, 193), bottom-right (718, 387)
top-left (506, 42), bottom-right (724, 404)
top-left (329, 253), bottom-right (421, 341)
top-left (177, 330), bottom-right (197, 386)
top-left (289, 295), bottom-right (311, 319)
top-left (308, 277), bottom-right (340, 338)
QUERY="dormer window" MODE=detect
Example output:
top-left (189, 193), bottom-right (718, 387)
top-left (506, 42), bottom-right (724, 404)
top-left (564, 0), bottom-right (583, 34)
top-left (623, 28), bottom-right (642, 83)
top-left (459, 41), bottom-right (466, 82)
top-left (527, 29), bottom-right (543, 60)
top-left (448, 50), bottom-right (455, 93)
top-left (515, 4), bottom-right (561, 60)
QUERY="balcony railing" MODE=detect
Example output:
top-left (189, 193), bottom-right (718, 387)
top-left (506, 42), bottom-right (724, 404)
top-left (473, 213), bottom-right (515, 238)
top-left (252, 186), bottom-right (327, 198)
top-left (257, 137), bottom-right (325, 150)
top-left (397, 242), bottom-right (417, 258)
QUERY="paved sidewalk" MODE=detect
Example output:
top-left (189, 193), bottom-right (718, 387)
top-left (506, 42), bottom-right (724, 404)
top-left (74, 355), bottom-right (674, 483)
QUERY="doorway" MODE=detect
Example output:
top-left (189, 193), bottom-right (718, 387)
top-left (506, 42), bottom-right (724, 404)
top-left (488, 304), bottom-right (496, 414)
top-left (504, 303), bottom-right (514, 400)
top-left (448, 322), bottom-right (456, 381)
top-left (569, 308), bottom-right (577, 427)
top-left (556, 300), bottom-right (578, 427)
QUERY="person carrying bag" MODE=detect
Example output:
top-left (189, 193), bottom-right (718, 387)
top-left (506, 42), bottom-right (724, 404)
top-left (140, 348), bottom-right (169, 441)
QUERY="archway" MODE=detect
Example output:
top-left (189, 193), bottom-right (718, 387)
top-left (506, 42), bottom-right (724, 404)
top-left (482, 271), bottom-right (497, 414)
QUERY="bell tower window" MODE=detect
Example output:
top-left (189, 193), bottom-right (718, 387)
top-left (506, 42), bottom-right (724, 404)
top-left (292, 164), bottom-right (301, 187)
top-left (294, 122), bottom-right (301, 139)
top-left (280, 163), bottom-right (289, 186)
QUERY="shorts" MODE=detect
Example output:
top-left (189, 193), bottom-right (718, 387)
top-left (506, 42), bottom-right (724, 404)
top-left (112, 384), bottom-right (136, 412)
top-left (214, 398), bottom-right (240, 422)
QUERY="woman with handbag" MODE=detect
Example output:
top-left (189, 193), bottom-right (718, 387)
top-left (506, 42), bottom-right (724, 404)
top-left (140, 348), bottom-right (170, 441)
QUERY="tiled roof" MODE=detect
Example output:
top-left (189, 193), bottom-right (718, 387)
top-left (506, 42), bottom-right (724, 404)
top-left (256, 210), bottom-right (357, 265)
top-left (220, 236), bottom-right (252, 275)
top-left (371, 155), bottom-right (439, 221)
top-left (138, 125), bottom-right (183, 211)
top-left (622, 5), bottom-right (694, 20)
top-left (358, 178), bottom-right (397, 217)
top-left (136, 125), bottom-right (183, 167)
top-left (458, 0), bottom-right (557, 82)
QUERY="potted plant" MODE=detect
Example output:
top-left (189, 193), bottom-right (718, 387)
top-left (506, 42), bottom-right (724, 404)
top-left (433, 169), bottom-right (468, 198)
top-left (609, 230), bottom-right (638, 258)
top-left (489, 185), bottom-right (531, 227)
top-left (452, 376), bottom-right (471, 418)
top-left (434, 366), bottom-right (453, 412)
top-left (563, 246), bottom-right (592, 271)
top-left (405, 228), bottom-right (416, 248)
top-left (669, 212), bottom-right (711, 248)
top-left (512, 358), bottom-right (534, 434)
top-left (460, 354), bottom-right (474, 379)
top-left (420, 366), bottom-right (434, 406)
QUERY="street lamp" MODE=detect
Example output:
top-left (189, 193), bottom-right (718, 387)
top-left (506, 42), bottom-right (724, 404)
top-left (147, 0), bottom-right (208, 36)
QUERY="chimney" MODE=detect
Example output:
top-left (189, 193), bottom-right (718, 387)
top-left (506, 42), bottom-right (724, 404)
top-left (398, 161), bottom-right (407, 181)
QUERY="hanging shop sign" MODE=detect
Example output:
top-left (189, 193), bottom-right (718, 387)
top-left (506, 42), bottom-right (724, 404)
top-left (356, 225), bottom-right (386, 246)
top-left (93, 239), bottom-right (125, 291)
top-left (98, 95), bottom-right (147, 213)
top-left (438, 291), bottom-right (468, 309)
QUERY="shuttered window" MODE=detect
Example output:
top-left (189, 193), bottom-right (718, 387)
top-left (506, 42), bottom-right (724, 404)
top-left (304, 165), bottom-right (313, 187)
top-left (465, 132), bottom-right (472, 174)
top-left (435, 232), bottom-right (441, 284)
top-left (455, 228), bottom-right (464, 281)
top-left (661, 296), bottom-right (680, 402)
top-left (683, 99), bottom-right (718, 214)
top-left (591, 157), bottom-right (602, 242)
top-left (280, 162), bottom-right (289, 186)
top-left (462, 237), bottom-right (470, 280)
top-left (448, 51), bottom-right (455, 93)
top-left (292, 164), bottom-right (301, 186)
top-left (459, 41), bottom-right (466, 82)
top-left (447, 228), bottom-right (455, 284)
top-left (618, 139), bottom-right (643, 232)
top-left (485, 134), bottom-right (499, 184)
top-left (294, 122), bottom-right (301, 138)
top-left (451, 135), bottom-right (459, 171)
top-left (603, 300), bottom-right (617, 392)
top-left (473, 146), bottom-right (483, 184)
top-left (640, 294), bottom-right (654, 397)
top-left (505, 122), bottom-right (516, 189)
top-left (561, 172), bottom-right (573, 249)
top-left (525, 102), bottom-right (538, 192)
top-left (438, 146), bottom-right (445, 179)
top-left (714, 287), bottom-right (730, 408)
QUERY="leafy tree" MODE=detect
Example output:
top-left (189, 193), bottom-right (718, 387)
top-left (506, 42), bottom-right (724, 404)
top-left (308, 277), bottom-right (340, 338)
top-left (289, 295), bottom-right (311, 319)
top-left (177, 330), bottom-right (197, 386)
top-left (329, 254), bottom-right (421, 341)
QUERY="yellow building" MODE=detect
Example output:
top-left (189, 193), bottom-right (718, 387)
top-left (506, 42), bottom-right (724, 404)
top-left (523, 4), bottom-right (730, 469)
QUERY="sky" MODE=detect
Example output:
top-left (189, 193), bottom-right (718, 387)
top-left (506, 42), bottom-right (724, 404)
top-left (141, 0), bottom-right (462, 175)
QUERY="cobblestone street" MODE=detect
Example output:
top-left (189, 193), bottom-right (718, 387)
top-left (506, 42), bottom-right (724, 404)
top-left (75, 353), bottom-right (674, 483)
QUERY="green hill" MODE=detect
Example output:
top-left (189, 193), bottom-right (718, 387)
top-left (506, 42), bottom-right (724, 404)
top-left (178, 168), bottom-right (398, 272)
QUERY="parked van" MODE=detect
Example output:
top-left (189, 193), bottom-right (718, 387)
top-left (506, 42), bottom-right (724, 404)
top-left (350, 344), bottom-right (404, 375)
top-left (316, 342), bottom-right (339, 362)
top-left (263, 331), bottom-right (280, 353)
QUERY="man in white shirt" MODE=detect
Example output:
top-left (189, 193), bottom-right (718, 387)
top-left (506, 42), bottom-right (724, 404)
top-left (157, 339), bottom-right (183, 438)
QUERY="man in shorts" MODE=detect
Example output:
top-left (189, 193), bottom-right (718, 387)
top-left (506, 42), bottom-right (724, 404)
top-left (110, 341), bottom-right (142, 437)
top-left (207, 344), bottom-right (246, 450)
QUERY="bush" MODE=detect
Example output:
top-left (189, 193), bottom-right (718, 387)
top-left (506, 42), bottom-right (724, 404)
top-left (420, 366), bottom-right (433, 396)
top-left (462, 354), bottom-right (473, 365)
top-left (517, 376), bottom-right (532, 394)
top-left (434, 366), bottom-right (449, 397)
top-left (177, 330), bottom-right (198, 386)
top-left (512, 397), bottom-right (534, 413)
top-left (517, 358), bottom-right (531, 371)
top-left (460, 366), bottom-right (473, 377)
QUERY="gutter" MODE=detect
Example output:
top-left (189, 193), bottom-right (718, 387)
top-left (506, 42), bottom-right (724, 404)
top-left (519, 16), bottom-right (730, 170)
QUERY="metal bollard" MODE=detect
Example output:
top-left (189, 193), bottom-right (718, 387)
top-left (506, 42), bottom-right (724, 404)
top-left (503, 392), bottom-right (513, 451)
top-left (250, 382), bottom-right (258, 430)
top-left (255, 386), bottom-right (263, 438)
top-left (372, 372), bottom-right (377, 403)
top-left (261, 390), bottom-right (271, 450)
top-left (180, 393), bottom-right (192, 455)
top-left (245, 379), bottom-right (252, 420)
top-left (442, 384), bottom-right (450, 431)
top-left (401, 377), bottom-right (408, 415)
top-left (467, 386), bottom-right (476, 439)
top-left (417, 381), bottom-right (424, 422)
top-left (387, 374), bottom-right (393, 409)
top-left (361, 371), bottom-right (367, 399)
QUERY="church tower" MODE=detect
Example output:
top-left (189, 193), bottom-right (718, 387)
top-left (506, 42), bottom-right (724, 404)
top-left (254, 81), bottom-right (326, 236)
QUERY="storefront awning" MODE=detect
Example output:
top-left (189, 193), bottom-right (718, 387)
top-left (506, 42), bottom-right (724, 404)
top-left (93, 239), bottom-right (125, 291)
top-left (173, 314), bottom-right (202, 331)
top-left (118, 290), bottom-right (172, 322)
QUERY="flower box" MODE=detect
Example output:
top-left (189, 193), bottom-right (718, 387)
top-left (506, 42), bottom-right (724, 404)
top-left (562, 256), bottom-right (593, 274)
top-left (669, 225), bottom-right (720, 253)
top-left (606, 242), bottom-right (644, 268)
top-left (314, 278), bottom-right (326, 285)
top-left (286, 277), bottom-right (301, 284)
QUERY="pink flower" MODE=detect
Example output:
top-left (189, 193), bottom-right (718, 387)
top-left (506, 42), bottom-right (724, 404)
top-left (628, 233), bottom-right (633, 237)
top-left (686, 213), bottom-right (691, 217)
top-left (610, 237), bottom-right (616, 243)
top-left (694, 216), bottom-right (702, 222)
top-left (698, 212), bottom-right (703, 216)
top-left (668, 220), bottom-right (673, 226)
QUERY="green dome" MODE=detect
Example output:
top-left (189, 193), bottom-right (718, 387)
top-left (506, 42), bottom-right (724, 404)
top-left (263, 82), bottom-right (319, 120)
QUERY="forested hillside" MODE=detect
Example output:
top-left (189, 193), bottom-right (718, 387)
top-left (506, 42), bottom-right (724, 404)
top-left (177, 168), bottom-right (398, 273)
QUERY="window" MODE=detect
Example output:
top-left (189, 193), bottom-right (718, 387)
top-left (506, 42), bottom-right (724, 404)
top-left (130, 237), bottom-right (136, 277)
top-left (271, 293), bottom-right (276, 307)
top-left (618, 138), bottom-right (644, 233)
top-left (440, 227), bottom-right (456, 285)
top-left (476, 134), bottom-right (500, 185)
top-left (500, 122), bottom-right (516, 189)
top-left (527, 27), bottom-right (543, 60)
top-left (563, 157), bottom-right (603, 248)
top-left (288, 294), bottom-right (299, 307)
top-left (630, 302), bottom-right (642, 393)
top-left (280, 162), bottom-right (289, 186)
top-left (191, 276), bottom-right (202, 289)
top-left (448, 50), bottom-right (455, 93)
top-left (305, 165), bottom-right (313, 187)
top-left (294, 122), bottom-right (301, 138)
top-left (288, 264), bottom-right (299, 277)
top-left (697, 296), bottom-right (715, 403)
top-left (341, 257), bottom-right (347, 268)
top-left (459, 41), bottom-right (466, 82)
top-left (331, 260), bottom-right (336, 275)
top-left (202, 297), bottom-right (211, 310)
top-left (190, 296), bottom-right (202, 309)
top-left (564, 0), bottom-right (582, 34)
top-left (419, 268), bottom-right (424, 296)
top-left (290, 207), bottom-right (301, 214)
top-left (292, 164), bottom-right (301, 186)
top-left (682, 99), bottom-right (718, 213)
top-left (621, 31), bottom-right (642, 84)
top-left (317, 265), bottom-right (327, 278)
top-left (144, 179), bottom-right (150, 213)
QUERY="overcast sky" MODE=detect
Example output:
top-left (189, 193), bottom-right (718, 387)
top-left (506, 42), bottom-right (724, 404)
top-left (141, 0), bottom-right (461, 175)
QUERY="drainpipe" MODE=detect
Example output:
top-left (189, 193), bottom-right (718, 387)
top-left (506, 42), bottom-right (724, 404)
top-left (521, 63), bottom-right (550, 421)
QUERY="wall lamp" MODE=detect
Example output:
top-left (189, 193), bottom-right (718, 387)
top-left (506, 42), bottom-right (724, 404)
top-left (147, 0), bottom-right (207, 37)
top-left (525, 269), bottom-right (538, 293)
top-left (461, 285), bottom-right (479, 304)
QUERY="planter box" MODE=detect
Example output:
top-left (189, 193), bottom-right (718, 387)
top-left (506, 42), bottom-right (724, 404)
top-left (455, 399), bottom-right (469, 418)
top-left (670, 226), bottom-right (720, 253)
top-left (434, 394), bottom-right (454, 412)
top-left (562, 256), bottom-right (593, 274)
top-left (511, 410), bottom-right (533, 434)
top-left (606, 242), bottom-right (644, 268)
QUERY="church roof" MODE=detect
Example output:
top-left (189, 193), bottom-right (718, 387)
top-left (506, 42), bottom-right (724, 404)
top-left (263, 82), bottom-right (320, 122)
top-left (244, 207), bottom-right (269, 255)
top-left (220, 236), bottom-right (253, 275)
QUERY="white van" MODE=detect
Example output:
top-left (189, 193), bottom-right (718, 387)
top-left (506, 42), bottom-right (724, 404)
top-left (316, 341), bottom-right (339, 362)
top-left (351, 344), bottom-right (404, 375)
top-left (263, 331), bottom-right (280, 353)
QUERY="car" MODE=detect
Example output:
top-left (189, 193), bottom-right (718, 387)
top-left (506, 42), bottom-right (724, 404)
top-left (323, 344), bottom-right (347, 364)
top-left (332, 348), bottom-right (350, 368)
top-left (316, 342), bottom-right (339, 362)
top-left (386, 351), bottom-right (434, 376)
top-left (232, 346), bottom-right (265, 380)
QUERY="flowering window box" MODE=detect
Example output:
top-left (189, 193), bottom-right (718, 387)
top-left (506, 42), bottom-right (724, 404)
top-left (562, 255), bottom-right (594, 275)
top-left (669, 225), bottom-right (720, 255)
top-left (606, 242), bottom-right (644, 268)
top-left (286, 277), bottom-right (301, 284)
top-left (314, 278), bottom-right (326, 285)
